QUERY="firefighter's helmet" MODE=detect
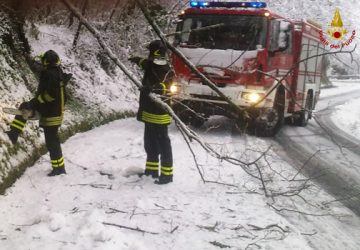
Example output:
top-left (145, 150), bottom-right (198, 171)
top-left (41, 50), bottom-right (60, 66)
top-left (147, 40), bottom-right (166, 58)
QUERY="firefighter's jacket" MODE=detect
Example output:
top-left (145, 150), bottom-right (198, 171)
top-left (134, 57), bottom-right (173, 125)
top-left (31, 66), bottom-right (71, 127)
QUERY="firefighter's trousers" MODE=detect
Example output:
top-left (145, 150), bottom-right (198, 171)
top-left (144, 123), bottom-right (173, 177)
top-left (9, 115), bottom-right (64, 169)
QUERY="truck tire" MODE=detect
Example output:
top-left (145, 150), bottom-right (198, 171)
top-left (294, 93), bottom-right (313, 127)
top-left (254, 89), bottom-right (285, 137)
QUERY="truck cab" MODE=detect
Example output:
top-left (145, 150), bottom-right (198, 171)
top-left (169, 1), bottom-right (324, 136)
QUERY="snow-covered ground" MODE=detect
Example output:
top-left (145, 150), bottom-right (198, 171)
top-left (0, 80), bottom-right (360, 250)
top-left (330, 81), bottom-right (360, 138)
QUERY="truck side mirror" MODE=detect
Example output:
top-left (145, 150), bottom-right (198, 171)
top-left (269, 20), bottom-right (291, 52)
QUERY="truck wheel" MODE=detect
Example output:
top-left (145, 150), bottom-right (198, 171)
top-left (254, 90), bottom-right (285, 137)
top-left (254, 108), bottom-right (284, 137)
top-left (294, 94), bottom-right (313, 127)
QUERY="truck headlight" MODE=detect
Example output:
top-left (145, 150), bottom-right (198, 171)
top-left (169, 84), bottom-right (181, 94)
top-left (241, 92), bottom-right (265, 103)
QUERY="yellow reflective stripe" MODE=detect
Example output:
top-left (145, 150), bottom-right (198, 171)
top-left (142, 111), bottom-right (172, 124)
top-left (160, 82), bottom-right (166, 95)
top-left (52, 157), bottom-right (64, 168)
top-left (52, 161), bottom-right (65, 168)
top-left (37, 95), bottom-right (45, 103)
top-left (142, 115), bottom-right (171, 122)
top-left (146, 161), bottom-right (159, 170)
top-left (51, 157), bottom-right (64, 163)
top-left (10, 123), bottom-right (23, 131)
top-left (146, 166), bottom-right (159, 171)
top-left (13, 119), bottom-right (25, 127)
top-left (161, 165), bottom-right (173, 175)
top-left (60, 82), bottom-right (64, 115)
top-left (43, 91), bottom-right (55, 102)
top-left (40, 116), bottom-right (63, 126)
top-left (142, 111), bottom-right (170, 119)
top-left (43, 116), bottom-right (63, 122)
top-left (154, 49), bottom-right (161, 56)
top-left (40, 121), bottom-right (62, 126)
top-left (161, 166), bottom-right (172, 171)
top-left (161, 170), bottom-right (173, 175)
top-left (142, 117), bottom-right (171, 124)
top-left (146, 161), bottom-right (159, 166)
top-left (139, 58), bottom-right (146, 68)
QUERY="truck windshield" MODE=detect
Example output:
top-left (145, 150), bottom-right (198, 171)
top-left (176, 15), bottom-right (267, 51)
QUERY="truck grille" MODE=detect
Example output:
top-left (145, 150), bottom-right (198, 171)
top-left (190, 94), bottom-right (225, 101)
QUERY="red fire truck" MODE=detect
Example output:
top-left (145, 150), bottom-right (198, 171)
top-left (169, 1), bottom-right (324, 136)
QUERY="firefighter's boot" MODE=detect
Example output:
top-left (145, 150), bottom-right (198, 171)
top-left (138, 169), bottom-right (159, 178)
top-left (47, 167), bottom-right (66, 177)
top-left (155, 175), bottom-right (173, 185)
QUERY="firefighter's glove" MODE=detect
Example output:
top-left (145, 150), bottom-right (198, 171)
top-left (128, 56), bottom-right (141, 64)
top-left (19, 101), bottom-right (34, 111)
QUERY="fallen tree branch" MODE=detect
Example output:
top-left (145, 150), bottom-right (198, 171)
top-left (70, 183), bottom-right (112, 189)
top-left (267, 203), bottom-right (332, 217)
top-left (72, 0), bottom-right (88, 49)
top-left (247, 223), bottom-right (290, 233)
top-left (105, 207), bottom-right (127, 214)
top-left (209, 241), bottom-right (231, 249)
top-left (170, 225), bottom-right (179, 234)
top-left (102, 222), bottom-right (159, 235)
top-left (59, 0), bottom-right (291, 195)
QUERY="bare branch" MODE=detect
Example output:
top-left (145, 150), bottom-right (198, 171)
top-left (247, 223), bottom-right (290, 233)
top-left (267, 203), bottom-right (333, 216)
top-left (103, 0), bottom-right (121, 31)
top-left (209, 241), bottom-right (231, 249)
top-left (72, 0), bottom-right (88, 49)
top-left (291, 149), bottom-right (321, 181)
top-left (102, 222), bottom-right (159, 235)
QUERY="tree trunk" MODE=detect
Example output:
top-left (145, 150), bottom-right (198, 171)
top-left (72, 0), bottom-right (88, 49)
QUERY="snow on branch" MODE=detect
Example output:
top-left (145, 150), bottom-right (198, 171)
top-left (60, 0), bottom-right (142, 89)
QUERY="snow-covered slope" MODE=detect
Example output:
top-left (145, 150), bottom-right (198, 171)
top-left (0, 12), bottom-right (138, 193)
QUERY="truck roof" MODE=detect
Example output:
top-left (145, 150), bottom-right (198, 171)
top-left (183, 7), bottom-right (270, 16)
top-left (181, 4), bottom-right (285, 21)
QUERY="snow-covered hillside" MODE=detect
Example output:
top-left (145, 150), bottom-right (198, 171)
top-left (0, 8), bottom-right (138, 193)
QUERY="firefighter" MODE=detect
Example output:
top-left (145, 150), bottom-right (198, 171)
top-left (129, 40), bottom-right (174, 185)
top-left (6, 50), bottom-right (72, 176)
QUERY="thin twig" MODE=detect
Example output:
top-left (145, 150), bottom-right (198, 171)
top-left (102, 222), bottom-right (159, 235)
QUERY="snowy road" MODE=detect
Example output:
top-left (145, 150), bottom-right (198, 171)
top-left (1, 82), bottom-right (360, 250)
top-left (276, 86), bottom-right (360, 215)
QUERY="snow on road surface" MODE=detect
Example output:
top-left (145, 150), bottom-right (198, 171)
top-left (1, 80), bottom-right (360, 249)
